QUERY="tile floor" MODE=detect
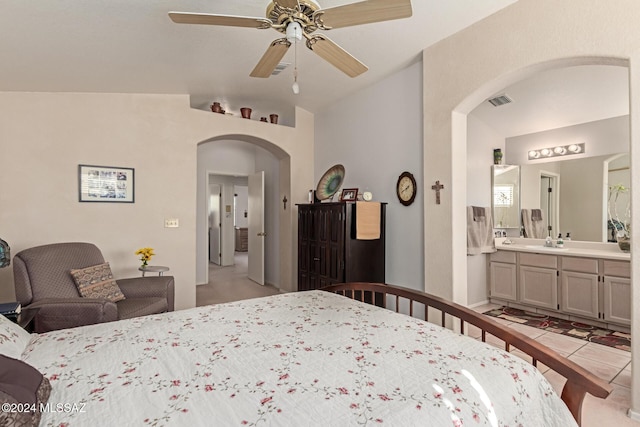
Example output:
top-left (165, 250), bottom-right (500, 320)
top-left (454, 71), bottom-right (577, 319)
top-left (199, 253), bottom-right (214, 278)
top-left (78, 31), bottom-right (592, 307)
top-left (196, 254), bottom-right (639, 426)
top-left (472, 302), bottom-right (637, 426)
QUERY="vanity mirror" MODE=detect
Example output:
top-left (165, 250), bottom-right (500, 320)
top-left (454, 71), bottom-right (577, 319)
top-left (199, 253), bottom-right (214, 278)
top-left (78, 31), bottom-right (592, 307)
top-left (518, 152), bottom-right (630, 242)
top-left (492, 165), bottom-right (520, 229)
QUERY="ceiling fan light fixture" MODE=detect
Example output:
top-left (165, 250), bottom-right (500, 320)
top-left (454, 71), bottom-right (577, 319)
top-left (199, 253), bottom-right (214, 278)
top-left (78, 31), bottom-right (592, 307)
top-left (286, 21), bottom-right (303, 43)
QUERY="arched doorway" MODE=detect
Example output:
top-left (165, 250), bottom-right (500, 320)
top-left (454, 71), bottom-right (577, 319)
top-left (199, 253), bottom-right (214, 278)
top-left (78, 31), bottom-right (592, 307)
top-left (196, 134), bottom-right (291, 291)
top-left (453, 57), bottom-right (630, 306)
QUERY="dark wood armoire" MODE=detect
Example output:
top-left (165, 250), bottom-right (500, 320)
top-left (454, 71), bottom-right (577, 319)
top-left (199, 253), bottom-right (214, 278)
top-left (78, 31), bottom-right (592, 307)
top-left (297, 202), bottom-right (386, 292)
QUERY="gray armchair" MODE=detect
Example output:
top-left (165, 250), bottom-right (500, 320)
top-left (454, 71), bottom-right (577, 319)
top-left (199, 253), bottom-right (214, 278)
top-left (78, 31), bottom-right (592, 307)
top-left (13, 242), bottom-right (175, 333)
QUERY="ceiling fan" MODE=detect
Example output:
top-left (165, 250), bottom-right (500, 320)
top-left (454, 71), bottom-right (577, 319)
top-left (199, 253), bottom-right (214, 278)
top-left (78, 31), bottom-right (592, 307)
top-left (168, 0), bottom-right (413, 79)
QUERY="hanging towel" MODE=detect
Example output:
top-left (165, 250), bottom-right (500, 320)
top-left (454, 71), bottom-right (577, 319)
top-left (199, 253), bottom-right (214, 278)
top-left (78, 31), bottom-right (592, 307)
top-left (521, 209), bottom-right (546, 238)
top-left (531, 209), bottom-right (543, 221)
top-left (472, 206), bottom-right (485, 221)
top-left (356, 201), bottom-right (381, 240)
top-left (467, 206), bottom-right (496, 255)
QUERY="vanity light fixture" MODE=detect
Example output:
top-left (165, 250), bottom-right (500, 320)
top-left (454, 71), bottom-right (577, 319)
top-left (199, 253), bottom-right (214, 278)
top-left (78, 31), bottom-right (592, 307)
top-left (528, 143), bottom-right (585, 160)
top-left (568, 144), bottom-right (582, 153)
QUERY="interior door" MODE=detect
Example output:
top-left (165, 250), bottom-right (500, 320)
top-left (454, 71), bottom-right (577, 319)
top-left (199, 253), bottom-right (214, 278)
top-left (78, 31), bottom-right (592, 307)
top-left (209, 183), bottom-right (221, 265)
top-left (248, 171), bottom-right (265, 285)
top-left (540, 174), bottom-right (559, 238)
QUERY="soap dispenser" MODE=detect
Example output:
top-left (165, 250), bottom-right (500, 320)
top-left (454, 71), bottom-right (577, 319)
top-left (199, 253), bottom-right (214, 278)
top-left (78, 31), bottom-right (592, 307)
top-left (565, 232), bottom-right (571, 241)
top-left (545, 236), bottom-right (553, 247)
top-left (556, 233), bottom-right (564, 248)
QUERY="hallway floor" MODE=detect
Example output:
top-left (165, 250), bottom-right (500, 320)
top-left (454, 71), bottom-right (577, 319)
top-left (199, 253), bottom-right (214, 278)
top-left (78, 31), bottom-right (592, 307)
top-left (196, 252), bottom-right (280, 306)
top-left (195, 257), bottom-right (638, 425)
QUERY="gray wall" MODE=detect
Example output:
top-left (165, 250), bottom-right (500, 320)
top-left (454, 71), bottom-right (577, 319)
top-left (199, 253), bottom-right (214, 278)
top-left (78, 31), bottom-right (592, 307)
top-left (314, 60), bottom-right (424, 291)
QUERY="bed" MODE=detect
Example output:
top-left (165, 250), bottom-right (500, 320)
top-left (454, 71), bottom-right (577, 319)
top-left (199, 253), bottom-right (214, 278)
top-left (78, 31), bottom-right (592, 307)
top-left (1, 283), bottom-right (611, 426)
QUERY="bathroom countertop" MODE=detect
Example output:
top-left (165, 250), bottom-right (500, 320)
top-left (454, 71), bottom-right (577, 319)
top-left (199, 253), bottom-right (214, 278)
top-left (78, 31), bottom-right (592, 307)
top-left (494, 237), bottom-right (631, 261)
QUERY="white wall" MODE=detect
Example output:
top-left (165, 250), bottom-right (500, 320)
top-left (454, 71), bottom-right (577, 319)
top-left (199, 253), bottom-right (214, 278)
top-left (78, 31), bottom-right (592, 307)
top-left (558, 156), bottom-right (607, 242)
top-left (466, 114), bottom-right (504, 306)
top-left (314, 60), bottom-right (424, 290)
top-left (234, 186), bottom-right (248, 228)
top-left (0, 93), bottom-right (315, 306)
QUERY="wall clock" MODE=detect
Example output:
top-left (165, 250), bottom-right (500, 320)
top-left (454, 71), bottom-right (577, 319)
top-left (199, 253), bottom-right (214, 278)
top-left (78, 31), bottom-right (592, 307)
top-left (396, 171), bottom-right (417, 206)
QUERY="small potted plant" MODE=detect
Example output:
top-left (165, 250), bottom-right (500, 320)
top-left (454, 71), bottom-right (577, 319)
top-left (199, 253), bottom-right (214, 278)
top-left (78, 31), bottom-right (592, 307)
top-left (135, 247), bottom-right (155, 268)
top-left (607, 183), bottom-right (630, 252)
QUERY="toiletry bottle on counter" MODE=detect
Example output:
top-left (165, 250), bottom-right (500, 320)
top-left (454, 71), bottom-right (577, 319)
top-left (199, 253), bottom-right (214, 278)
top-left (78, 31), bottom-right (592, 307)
top-left (565, 232), bottom-right (571, 240)
top-left (545, 236), bottom-right (553, 247)
top-left (556, 233), bottom-right (564, 248)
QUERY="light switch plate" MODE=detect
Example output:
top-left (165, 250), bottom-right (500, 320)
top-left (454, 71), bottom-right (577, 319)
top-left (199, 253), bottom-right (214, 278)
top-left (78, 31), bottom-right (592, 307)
top-left (165, 218), bottom-right (179, 228)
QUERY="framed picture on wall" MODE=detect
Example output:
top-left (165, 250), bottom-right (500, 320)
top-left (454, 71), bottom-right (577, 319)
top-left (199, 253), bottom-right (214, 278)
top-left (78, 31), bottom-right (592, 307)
top-left (78, 164), bottom-right (135, 203)
top-left (340, 188), bottom-right (358, 202)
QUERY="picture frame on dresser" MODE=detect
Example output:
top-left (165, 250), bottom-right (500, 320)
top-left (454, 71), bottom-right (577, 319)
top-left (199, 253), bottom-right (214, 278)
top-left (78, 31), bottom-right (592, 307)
top-left (78, 164), bottom-right (135, 203)
top-left (340, 188), bottom-right (358, 202)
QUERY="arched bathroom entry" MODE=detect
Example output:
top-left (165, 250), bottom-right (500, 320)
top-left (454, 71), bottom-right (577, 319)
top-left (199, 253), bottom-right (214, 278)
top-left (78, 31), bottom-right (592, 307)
top-left (421, 3), bottom-right (640, 415)
top-left (464, 61), bottom-right (630, 307)
top-left (196, 135), bottom-right (290, 290)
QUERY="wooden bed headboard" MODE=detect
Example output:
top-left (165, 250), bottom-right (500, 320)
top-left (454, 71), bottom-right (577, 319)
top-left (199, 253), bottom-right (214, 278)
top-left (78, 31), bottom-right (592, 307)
top-left (321, 282), bottom-right (613, 426)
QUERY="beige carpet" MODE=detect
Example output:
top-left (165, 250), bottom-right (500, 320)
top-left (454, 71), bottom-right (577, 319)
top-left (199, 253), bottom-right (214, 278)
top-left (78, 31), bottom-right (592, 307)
top-left (196, 252), bottom-right (281, 306)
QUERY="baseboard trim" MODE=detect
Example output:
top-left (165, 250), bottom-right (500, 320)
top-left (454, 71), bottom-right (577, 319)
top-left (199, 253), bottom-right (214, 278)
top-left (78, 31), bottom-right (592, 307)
top-left (468, 300), bottom-right (490, 309)
top-left (628, 408), bottom-right (640, 421)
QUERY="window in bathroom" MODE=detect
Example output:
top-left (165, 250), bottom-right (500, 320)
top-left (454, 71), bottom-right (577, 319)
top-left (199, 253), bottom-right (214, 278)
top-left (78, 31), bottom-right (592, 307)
top-left (494, 184), bottom-right (514, 207)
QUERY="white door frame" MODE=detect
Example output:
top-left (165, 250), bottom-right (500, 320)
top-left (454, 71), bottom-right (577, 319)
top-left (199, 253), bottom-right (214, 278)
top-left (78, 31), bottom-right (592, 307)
top-left (539, 170), bottom-right (560, 238)
top-left (208, 183), bottom-right (221, 265)
top-left (248, 171), bottom-right (265, 285)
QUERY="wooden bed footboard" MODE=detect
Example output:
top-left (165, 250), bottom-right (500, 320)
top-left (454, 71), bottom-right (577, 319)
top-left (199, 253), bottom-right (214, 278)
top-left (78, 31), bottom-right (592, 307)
top-left (321, 282), bottom-right (612, 426)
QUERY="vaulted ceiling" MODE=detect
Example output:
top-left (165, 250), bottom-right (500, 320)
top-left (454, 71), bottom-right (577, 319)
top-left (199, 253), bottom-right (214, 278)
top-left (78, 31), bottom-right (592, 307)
top-left (1, 0), bottom-right (517, 116)
top-left (2, 1), bottom-right (627, 134)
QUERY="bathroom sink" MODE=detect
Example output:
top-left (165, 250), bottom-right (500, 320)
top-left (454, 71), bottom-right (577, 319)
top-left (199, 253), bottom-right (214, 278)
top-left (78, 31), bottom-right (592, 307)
top-left (524, 245), bottom-right (569, 252)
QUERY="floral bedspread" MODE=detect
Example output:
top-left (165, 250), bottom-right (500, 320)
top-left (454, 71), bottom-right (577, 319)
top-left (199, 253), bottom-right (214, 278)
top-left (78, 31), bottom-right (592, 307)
top-left (22, 291), bottom-right (577, 426)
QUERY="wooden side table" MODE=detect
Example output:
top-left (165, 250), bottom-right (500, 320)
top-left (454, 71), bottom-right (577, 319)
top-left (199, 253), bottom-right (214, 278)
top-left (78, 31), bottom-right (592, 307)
top-left (139, 266), bottom-right (170, 277)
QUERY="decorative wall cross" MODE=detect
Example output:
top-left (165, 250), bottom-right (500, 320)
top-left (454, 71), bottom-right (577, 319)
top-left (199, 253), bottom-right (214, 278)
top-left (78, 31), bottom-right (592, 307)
top-left (282, 195), bottom-right (288, 210)
top-left (431, 180), bottom-right (444, 205)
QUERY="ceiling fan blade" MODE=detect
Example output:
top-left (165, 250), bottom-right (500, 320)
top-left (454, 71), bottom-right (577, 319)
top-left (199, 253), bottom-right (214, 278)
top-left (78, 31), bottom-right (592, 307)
top-left (250, 39), bottom-right (291, 78)
top-left (168, 12), bottom-right (272, 29)
top-left (314, 0), bottom-right (412, 29)
top-left (274, 0), bottom-right (301, 9)
top-left (306, 34), bottom-right (368, 78)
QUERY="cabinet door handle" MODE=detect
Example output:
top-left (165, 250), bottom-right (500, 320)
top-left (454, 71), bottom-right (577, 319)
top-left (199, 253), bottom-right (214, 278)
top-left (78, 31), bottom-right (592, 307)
top-left (313, 257), bottom-right (320, 261)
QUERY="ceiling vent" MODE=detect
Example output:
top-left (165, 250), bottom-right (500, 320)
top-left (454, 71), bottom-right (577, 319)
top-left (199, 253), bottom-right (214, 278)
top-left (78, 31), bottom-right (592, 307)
top-left (488, 94), bottom-right (513, 107)
top-left (271, 62), bottom-right (291, 76)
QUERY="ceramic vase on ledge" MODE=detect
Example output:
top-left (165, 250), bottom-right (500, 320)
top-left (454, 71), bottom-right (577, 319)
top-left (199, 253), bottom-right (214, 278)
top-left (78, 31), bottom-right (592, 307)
top-left (211, 102), bottom-right (223, 114)
top-left (240, 108), bottom-right (252, 119)
top-left (493, 148), bottom-right (503, 165)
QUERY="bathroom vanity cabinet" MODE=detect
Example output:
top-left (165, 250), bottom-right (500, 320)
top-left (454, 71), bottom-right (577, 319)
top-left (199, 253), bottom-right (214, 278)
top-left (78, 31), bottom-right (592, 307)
top-left (519, 253), bottom-right (558, 310)
top-left (489, 247), bottom-right (631, 329)
top-left (602, 260), bottom-right (631, 325)
top-left (560, 257), bottom-right (599, 320)
top-left (488, 251), bottom-right (517, 301)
